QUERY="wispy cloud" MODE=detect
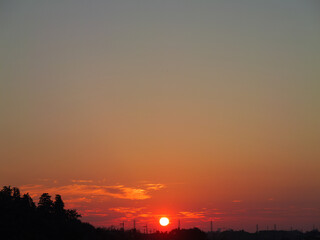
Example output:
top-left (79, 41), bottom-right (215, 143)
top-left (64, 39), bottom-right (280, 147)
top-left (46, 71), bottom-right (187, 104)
top-left (71, 180), bottom-right (94, 183)
top-left (20, 183), bottom-right (163, 201)
top-left (179, 211), bottom-right (206, 219)
top-left (81, 209), bottom-right (109, 217)
top-left (19, 181), bottom-right (167, 226)
top-left (109, 207), bottom-right (145, 214)
top-left (213, 212), bottom-right (225, 215)
top-left (144, 183), bottom-right (165, 190)
top-left (109, 207), bottom-right (153, 219)
top-left (138, 213), bottom-right (152, 218)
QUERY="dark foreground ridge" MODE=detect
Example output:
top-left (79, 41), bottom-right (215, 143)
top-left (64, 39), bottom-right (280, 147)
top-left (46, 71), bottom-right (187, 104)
top-left (1, 186), bottom-right (319, 240)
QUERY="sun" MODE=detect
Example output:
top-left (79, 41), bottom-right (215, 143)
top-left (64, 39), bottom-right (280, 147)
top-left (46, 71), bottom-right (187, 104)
top-left (159, 217), bottom-right (169, 226)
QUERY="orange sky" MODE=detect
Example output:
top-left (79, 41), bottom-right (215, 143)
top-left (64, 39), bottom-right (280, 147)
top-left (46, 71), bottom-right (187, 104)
top-left (1, 0), bottom-right (320, 232)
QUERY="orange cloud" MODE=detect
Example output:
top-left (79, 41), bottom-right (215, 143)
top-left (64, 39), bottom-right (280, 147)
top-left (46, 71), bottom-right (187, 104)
top-left (20, 184), bottom-right (157, 200)
top-left (144, 183), bottom-right (165, 190)
top-left (71, 180), bottom-right (94, 183)
top-left (213, 212), bottom-right (225, 215)
top-left (19, 182), bottom-right (167, 226)
top-left (138, 213), bottom-right (152, 218)
top-left (109, 207), bottom-right (145, 214)
top-left (179, 211), bottom-right (206, 219)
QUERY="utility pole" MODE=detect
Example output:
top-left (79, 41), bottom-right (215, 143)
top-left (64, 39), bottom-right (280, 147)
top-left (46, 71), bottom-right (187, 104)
top-left (256, 224), bottom-right (259, 233)
top-left (120, 222), bottom-right (124, 231)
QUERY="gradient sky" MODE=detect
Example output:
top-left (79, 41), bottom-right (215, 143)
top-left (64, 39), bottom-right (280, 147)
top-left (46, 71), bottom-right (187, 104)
top-left (1, 0), bottom-right (320, 232)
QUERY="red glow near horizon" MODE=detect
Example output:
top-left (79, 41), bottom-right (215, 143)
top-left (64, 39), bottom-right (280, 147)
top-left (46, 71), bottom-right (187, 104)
top-left (16, 181), bottom-right (320, 232)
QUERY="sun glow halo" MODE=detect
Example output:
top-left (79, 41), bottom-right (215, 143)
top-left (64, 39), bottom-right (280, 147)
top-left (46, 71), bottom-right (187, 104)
top-left (159, 217), bottom-right (169, 226)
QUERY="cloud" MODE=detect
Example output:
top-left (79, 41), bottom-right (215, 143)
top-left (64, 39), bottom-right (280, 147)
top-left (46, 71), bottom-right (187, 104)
top-left (82, 209), bottom-right (109, 217)
top-left (232, 200), bottom-right (242, 203)
top-left (109, 207), bottom-right (145, 214)
top-left (213, 212), bottom-right (225, 215)
top-left (138, 213), bottom-right (152, 218)
top-left (19, 182), bottom-right (171, 227)
top-left (64, 197), bottom-right (93, 205)
top-left (19, 181), bottom-right (166, 226)
top-left (71, 180), bottom-right (94, 183)
top-left (113, 185), bottom-right (149, 200)
top-left (20, 183), bottom-right (158, 200)
top-left (179, 211), bottom-right (206, 219)
top-left (108, 207), bottom-right (148, 219)
top-left (144, 183), bottom-right (165, 190)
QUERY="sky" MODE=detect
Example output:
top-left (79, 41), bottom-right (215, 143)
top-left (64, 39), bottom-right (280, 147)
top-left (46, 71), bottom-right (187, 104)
top-left (1, 0), bottom-right (320, 232)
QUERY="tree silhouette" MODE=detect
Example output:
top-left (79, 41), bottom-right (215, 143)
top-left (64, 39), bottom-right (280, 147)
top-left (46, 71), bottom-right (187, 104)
top-left (22, 193), bottom-right (36, 209)
top-left (54, 194), bottom-right (65, 217)
top-left (1, 185), bottom-right (13, 198)
top-left (66, 208), bottom-right (82, 220)
top-left (38, 192), bottom-right (53, 212)
top-left (0, 186), bottom-right (87, 239)
top-left (13, 187), bottom-right (21, 199)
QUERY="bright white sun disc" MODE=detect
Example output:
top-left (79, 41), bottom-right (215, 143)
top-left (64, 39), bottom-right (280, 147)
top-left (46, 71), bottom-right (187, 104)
top-left (159, 217), bottom-right (169, 226)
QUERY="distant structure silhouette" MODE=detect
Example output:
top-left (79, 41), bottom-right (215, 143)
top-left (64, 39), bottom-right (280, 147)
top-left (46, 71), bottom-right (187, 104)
top-left (143, 224), bottom-right (148, 234)
top-left (120, 221), bottom-right (124, 231)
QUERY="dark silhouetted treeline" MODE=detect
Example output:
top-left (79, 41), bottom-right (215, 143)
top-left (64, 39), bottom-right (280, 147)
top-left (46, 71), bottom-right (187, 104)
top-left (1, 186), bottom-right (319, 240)
top-left (0, 186), bottom-right (95, 240)
top-left (209, 230), bottom-right (320, 240)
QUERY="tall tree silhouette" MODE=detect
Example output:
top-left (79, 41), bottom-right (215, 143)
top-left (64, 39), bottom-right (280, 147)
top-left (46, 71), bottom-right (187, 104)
top-left (54, 194), bottom-right (66, 219)
top-left (38, 193), bottom-right (53, 213)
top-left (13, 187), bottom-right (20, 199)
top-left (22, 193), bottom-right (36, 209)
top-left (0, 186), bottom-right (90, 240)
